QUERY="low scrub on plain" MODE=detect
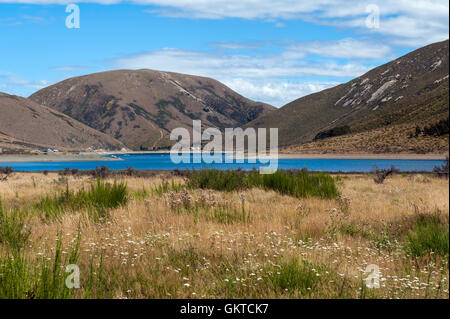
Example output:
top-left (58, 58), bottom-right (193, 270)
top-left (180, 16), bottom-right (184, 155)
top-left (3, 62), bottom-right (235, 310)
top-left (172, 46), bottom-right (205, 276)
top-left (186, 169), bottom-right (339, 199)
top-left (36, 178), bottom-right (128, 221)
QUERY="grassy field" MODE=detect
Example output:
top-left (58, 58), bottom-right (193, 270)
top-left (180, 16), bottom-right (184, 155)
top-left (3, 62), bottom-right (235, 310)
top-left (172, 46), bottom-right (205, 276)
top-left (0, 170), bottom-right (448, 299)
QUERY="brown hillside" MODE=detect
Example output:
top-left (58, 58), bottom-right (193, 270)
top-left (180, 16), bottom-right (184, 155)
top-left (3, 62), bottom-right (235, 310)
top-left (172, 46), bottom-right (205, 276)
top-left (29, 70), bottom-right (275, 150)
top-left (0, 92), bottom-right (124, 153)
top-left (248, 40), bottom-right (449, 151)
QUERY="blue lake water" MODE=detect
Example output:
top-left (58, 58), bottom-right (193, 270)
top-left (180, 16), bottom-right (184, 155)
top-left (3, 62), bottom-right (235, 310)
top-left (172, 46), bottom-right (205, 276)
top-left (0, 153), bottom-right (445, 172)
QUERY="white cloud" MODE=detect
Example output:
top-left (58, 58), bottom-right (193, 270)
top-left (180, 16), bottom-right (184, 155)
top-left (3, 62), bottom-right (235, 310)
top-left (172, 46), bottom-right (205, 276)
top-left (0, 72), bottom-right (50, 96)
top-left (112, 45), bottom-right (373, 106)
top-left (222, 78), bottom-right (339, 107)
top-left (2, 0), bottom-right (447, 104)
top-left (1, 0), bottom-right (447, 47)
top-left (286, 38), bottom-right (392, 60)
top-left (113, 38), bottom-right (384, 106)
top-left (115, 48), bottom-right (370, 79)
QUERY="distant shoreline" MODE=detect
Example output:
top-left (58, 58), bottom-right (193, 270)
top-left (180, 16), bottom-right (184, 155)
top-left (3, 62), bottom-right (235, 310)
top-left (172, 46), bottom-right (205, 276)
top-left (0, 153), bottom-right (121, 163)
top-left (0, 151), bottom-right (446, 163)
top-left (105, 151), bottom-right (447, 160)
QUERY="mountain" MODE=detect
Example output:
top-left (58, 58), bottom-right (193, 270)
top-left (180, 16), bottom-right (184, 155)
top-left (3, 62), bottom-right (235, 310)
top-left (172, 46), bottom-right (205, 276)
top-left (29, 70), bottom-right (275, 150)
top-left (0, 92), bottom-right (124, 153)
top-left (248, 40), bottom-right (449, 153)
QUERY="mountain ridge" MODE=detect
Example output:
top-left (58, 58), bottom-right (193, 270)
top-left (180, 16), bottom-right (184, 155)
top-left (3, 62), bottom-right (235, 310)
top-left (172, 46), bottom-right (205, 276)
top-left (29, 69), bottom-right (275, 150)
top-left (0, 92), bottom-right (125, 153)
top-left (248, 39), bottom-right (449, 153)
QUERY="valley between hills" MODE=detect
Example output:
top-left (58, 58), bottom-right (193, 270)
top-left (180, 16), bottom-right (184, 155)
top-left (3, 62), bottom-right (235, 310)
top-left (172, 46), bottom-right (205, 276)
top-left (0, 40), bottom-right (448, 158)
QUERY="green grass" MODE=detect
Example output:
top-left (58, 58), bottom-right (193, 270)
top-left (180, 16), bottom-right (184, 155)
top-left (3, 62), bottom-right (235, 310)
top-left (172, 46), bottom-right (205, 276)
top-left (151, 180), bottom-right (184, 197)
top-left (207, 204), bottom-right (250, 224)
top-left (36, 178), bottom-right (128, 221)
top-left (166, 189), bottom-right (250, 225)
top-left (405, 214), bottom-right (449, 257)
top-left (247, 170), bottom-right (339, 199)
top-left (0, 231), bottom-right (81, 299)
top-left (0, 197), bottom-right (31, 251)
top-left (186, 169), bottom-right (339, 199)
top-left (268, 258), bottom-right (325, 295)
top-left (186, 169), bottom-right (247, 192)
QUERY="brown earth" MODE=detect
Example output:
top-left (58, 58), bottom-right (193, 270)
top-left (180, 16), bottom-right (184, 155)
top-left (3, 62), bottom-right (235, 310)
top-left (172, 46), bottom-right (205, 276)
top-left (0, 92), bottom-right (124, 153)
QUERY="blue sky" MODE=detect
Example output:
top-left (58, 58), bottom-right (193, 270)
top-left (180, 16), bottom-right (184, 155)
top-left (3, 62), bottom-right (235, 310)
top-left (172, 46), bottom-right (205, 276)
top-left (0, 1), bottom-right (448, 106)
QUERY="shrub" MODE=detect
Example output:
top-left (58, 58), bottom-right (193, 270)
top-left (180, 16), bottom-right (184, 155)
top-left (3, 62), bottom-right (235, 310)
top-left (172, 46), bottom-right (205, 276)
top-left (247, 170), bottom-right (339, 199)
top-left (372, 166), bottom-right (399, 184)
top-left (37, 178), bottom-right (128, 221)
top-left (186, 169), bottom-right (247, 192)
top-left (314, 125), bottom-right (351, 141)
top-left (0, 167), bottom-right (13, 175)
top-left (186, 169), bottom-right (339, 199)
top-left (433, 157), bottom-right (449, 179)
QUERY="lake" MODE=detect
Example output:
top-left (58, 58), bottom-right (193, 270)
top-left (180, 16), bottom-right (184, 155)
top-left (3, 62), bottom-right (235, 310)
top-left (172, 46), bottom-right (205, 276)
top-left (0, 153), bottom-right (445, 172)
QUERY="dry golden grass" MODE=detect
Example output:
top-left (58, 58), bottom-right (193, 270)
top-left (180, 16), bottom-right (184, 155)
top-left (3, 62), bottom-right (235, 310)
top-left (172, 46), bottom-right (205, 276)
top-left (0, 172), bottom-right (448, 299)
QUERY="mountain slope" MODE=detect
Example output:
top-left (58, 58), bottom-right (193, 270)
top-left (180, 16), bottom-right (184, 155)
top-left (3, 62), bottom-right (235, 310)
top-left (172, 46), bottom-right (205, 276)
top-left (248, 40), bottom-right (449, 152)
top-left (0, 92), bottom-right (124, 153)
top-left (29, 70), bottom-right (275, 150)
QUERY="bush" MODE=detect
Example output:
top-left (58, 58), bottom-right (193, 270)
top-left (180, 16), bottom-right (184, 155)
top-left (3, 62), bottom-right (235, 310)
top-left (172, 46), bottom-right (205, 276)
top-left (37, 178), bottom-right (128, 221)
top-left (372, 166), bottom-right (399, 184)
top-left (186, 169), bottom-right (339, 199)
top-left (433, 157), bottom-right (449, 179)
top-left (0, 167), bottom-right (13, 175)
top-left (186, 169), bottom-right (247, 192)
top-left (247, 170), bottom-right (339, 199)
top-left (314, 125), bottom-right (351, 141)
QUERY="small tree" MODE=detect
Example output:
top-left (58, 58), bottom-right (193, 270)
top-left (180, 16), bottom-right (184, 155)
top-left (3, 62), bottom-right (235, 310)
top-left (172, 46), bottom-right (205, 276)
top-left (373, 165), bottom-right (399, 184)
top-left (434, 157), bottom-right (449, 179)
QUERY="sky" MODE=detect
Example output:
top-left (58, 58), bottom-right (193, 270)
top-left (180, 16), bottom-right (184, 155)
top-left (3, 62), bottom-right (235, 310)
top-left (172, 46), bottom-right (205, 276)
top-left (0, 1), bottom-right (448, 107)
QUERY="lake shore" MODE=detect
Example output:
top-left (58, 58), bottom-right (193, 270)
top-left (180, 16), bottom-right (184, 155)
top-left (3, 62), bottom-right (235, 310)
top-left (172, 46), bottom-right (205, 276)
top-left (102, 150), bottom-right (448, 160)
top-left (0, 151), bottom-right (447, 163)
top-left (0, 153), bottom-right (121, 163)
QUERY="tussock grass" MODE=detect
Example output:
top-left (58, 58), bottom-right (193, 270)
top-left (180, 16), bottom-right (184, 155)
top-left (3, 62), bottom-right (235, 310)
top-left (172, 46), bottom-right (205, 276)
top-left (405, 213), bottom-right (449, 257)
top-left (0, 197), bottom-right (31, 251)
top-left (187, 169), bottom-right (339, 199)
top-left (36, 178), bottom-right (128, 221)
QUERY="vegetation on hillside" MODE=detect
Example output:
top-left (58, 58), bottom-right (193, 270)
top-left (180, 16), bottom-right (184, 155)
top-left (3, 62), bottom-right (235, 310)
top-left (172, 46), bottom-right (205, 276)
top-left (314, 125), bottom-right (352, 141)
